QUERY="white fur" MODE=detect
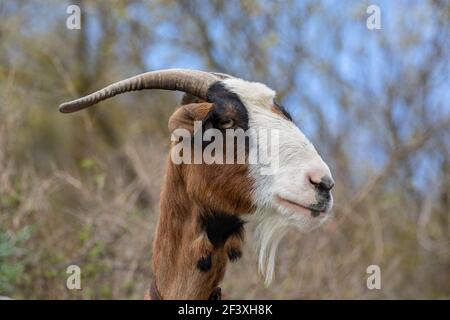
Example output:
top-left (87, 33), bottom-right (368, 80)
top-left (223, 78), bottom-right (333, 285)
top-left (222, 78), bottom-right (276, 110)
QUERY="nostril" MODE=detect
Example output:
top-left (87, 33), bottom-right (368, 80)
top-left (309, 177), bottom-right (318, 187)
top-left (310, 176), bottom-right (334, 192)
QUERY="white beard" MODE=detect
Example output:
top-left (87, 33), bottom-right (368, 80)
top-left (249, 206), bottom-right (330, 286)
top-left (250, 208), bottom-right (290, 286)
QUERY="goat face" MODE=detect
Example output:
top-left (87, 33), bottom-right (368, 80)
top-left (169, 78), bottom-right (334, 284)
top-left (223, 79), bottom-right (334, 227)
top-left (170, 78), bottom-right (334, 228)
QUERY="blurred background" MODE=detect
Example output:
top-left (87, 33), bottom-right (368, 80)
top-left (0, 0), bottom-right (449, 299)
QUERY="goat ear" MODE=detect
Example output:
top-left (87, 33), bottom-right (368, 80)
top-left (168, 102), bottom-right (214, 134)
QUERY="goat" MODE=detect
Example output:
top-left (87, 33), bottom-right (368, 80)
top-left (59, 69), bottom-right (334, 299)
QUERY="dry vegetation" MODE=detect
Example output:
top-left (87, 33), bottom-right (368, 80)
top-left (0, 0), bottom-right (449, 299)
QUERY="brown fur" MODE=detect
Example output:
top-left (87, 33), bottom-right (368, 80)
top-left (192, 232), bottom-right (214, 264)
top-left (150, 102), bottom-right (255, 299)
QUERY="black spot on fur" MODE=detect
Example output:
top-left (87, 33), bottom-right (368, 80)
top-left (201, 212), bottom-right (244, 248)
top-left (197, 254), bottom-right (212, 272)
top-left (206, 82), bottom-right (249, 131)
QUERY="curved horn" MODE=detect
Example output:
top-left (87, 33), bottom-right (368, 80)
top-left (59, 69), bottom-right (220, 113)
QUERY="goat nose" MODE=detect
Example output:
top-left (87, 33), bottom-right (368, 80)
top-left (309, 174), bottom-right (335, 192)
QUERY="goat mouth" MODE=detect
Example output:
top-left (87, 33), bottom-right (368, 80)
top-left (275, 195), bottom-right (324, 217)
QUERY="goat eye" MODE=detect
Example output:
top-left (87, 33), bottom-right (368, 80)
top-left (218, 119), bottom-right (234, 129)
